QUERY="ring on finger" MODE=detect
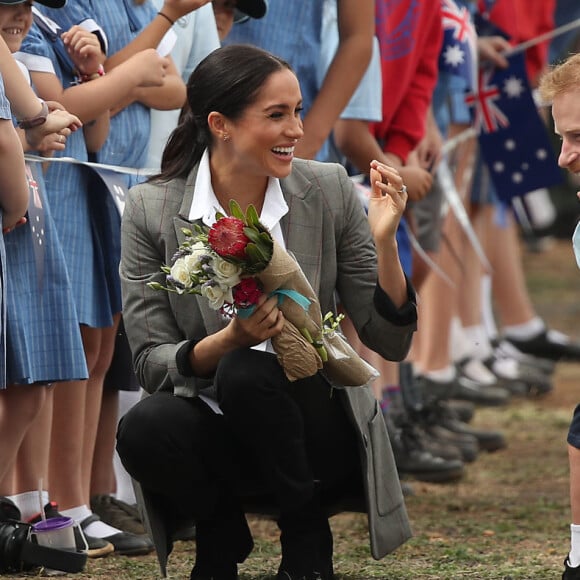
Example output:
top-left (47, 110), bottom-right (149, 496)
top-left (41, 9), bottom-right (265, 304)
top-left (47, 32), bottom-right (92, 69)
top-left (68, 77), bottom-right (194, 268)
top-left (396, 184), bottom-right (407, 194)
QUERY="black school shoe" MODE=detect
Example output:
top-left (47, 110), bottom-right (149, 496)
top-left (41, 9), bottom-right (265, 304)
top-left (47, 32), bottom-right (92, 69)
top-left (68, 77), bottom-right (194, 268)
top-left (504, 329), bottom-right (580, 363)
top-left (0, 496), bottom-right (20, 521)
top-left (564, 557), bottom-right (580, 579)
top-left (80, 513), bottom-right (154, 556)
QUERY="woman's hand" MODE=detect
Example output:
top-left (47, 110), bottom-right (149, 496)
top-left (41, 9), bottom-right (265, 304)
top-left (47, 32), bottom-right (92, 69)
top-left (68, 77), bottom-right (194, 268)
top-left (226, 294), bottom-right (285, 348)
top-left (367, 160), bottom-right (408, 245)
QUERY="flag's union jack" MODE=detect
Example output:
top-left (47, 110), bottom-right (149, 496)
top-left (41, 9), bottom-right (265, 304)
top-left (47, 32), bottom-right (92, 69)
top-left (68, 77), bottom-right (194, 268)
top-left (466, 53), bottom-right (562, 201)
top-left (439, 0), bottom-right (478, 91)
top-left (442, 0), bottom-right (472, 42)
top-left (465, 68), bottom-right (509, 133)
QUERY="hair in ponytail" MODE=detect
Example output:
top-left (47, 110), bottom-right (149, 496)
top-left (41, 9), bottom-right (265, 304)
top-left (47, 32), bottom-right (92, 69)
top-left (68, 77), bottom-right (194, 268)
top-left (152, 44), bottom-right (293, 183)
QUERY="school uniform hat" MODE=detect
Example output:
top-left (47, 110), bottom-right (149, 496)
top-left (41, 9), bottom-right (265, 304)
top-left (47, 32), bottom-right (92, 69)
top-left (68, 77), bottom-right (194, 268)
top-left (0, 0), bottom-right (67, 7)
top-left (234, 0), bottom-right (267, 23)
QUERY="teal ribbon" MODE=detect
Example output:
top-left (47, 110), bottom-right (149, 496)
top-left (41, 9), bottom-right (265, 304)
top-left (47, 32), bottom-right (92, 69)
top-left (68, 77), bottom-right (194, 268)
top-left (273, 288), bottom-right (311, 310)
top-left (236, 288), bottom-right (311, 319)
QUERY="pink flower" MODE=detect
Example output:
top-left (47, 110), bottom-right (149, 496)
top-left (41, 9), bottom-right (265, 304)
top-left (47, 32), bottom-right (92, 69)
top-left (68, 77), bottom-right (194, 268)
top-left (208, 216), bottom-right (251, 260)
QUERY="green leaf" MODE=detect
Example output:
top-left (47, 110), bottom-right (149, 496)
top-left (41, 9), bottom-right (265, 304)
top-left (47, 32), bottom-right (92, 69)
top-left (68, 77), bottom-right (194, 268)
top-left (244, 227), bottom-right (262, 244)
top-left (246, 204), bottom-right (260, 227)
top-left (300, 327), bottom-right (313, 343)
top-left (229, 199), bottom-right (245, 221)
top-left (147, 282), bottom-right (166, 291)
top-left (245, 244), bottom-right (267, 266)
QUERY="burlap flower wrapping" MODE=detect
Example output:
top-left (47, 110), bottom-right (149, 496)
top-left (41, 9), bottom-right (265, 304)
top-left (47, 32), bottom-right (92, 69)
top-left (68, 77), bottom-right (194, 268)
top-left (258, 240), bottom-right (377, 386)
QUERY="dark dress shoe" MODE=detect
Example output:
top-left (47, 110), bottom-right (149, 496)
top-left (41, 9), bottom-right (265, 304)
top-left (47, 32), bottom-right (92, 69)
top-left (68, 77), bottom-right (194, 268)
top-left (564, 557), bottom-right (580, 579)
top-left (190, 562), bottom-right (238, 580)
top-left (277, 572), bottom-right (330, 580)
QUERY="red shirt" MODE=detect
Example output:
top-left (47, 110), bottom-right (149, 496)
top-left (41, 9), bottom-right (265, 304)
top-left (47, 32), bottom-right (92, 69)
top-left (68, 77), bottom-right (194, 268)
top-left (479, 0), bottom-right (555, 86)
top-left (371, 0), bottom-right (443, 162)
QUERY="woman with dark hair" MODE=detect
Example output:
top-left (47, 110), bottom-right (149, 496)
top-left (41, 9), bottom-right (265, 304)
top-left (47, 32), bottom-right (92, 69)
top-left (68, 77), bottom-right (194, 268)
top-left (116, 44), bottom-right (417, 580)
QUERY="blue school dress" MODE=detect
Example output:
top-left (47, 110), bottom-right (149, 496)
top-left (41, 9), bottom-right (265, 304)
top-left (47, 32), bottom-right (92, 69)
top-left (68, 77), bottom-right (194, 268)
top-left (4, 164), bottom-right (88, 385)
top-left (18, 16), bottom-right (122, 330)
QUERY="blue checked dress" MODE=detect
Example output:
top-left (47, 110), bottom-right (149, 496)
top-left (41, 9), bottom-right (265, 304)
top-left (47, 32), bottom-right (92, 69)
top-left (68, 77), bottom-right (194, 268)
top-left (4, 164), bottom-right (88, 385)
top-left (18, 19), bottom-right (122, 330)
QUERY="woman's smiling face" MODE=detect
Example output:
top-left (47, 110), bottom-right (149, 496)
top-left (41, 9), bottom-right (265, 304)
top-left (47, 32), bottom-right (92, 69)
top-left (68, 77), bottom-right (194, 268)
top-left (220, 68), bottom-right (304, 179)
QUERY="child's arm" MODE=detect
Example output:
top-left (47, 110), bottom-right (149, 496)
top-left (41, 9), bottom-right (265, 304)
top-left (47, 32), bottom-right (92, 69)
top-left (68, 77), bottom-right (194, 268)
top-left (63, 25), bottom-right (109, 152)
top-left (0, 116), bottom-right (29, 231)
top-left (28, 48), bottom-right (169, 124)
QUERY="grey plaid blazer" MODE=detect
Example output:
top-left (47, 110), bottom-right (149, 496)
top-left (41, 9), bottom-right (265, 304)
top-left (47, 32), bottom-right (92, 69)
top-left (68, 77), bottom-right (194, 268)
top-left (120, 158), bottom-right (416, 563)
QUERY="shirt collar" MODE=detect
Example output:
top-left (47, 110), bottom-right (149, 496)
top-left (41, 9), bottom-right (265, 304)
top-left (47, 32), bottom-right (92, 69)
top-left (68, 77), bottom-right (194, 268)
top-left (188, 149), bottom-right (288, 244)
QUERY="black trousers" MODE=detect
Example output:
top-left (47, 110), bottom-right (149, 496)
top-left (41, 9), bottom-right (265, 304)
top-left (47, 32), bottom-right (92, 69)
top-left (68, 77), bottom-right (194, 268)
top-left (116, 349), bottom-right (361, 524)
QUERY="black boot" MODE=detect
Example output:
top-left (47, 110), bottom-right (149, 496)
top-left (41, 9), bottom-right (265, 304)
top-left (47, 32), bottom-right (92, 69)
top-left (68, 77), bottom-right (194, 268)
top-left (276, 495), bottom-right (334, 580)
top-left (190, 499), bottom-right (253, 580)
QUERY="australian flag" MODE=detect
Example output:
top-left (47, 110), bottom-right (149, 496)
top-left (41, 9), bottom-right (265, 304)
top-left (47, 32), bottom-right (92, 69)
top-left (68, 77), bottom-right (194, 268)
top-left (439, 0), bottom-right (478, 92)
top-left (466, 53), bottom-right (562, 202)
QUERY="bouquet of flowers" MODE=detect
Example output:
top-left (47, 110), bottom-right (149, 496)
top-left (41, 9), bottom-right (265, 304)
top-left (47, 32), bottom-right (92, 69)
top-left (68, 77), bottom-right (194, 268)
top-left (149, 200), bottom-right (376, 386)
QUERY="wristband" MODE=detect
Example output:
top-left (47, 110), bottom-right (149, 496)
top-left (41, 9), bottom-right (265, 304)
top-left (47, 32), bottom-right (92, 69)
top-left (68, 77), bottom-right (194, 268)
top-left (76, 64), bottom-right (105, 84)
top-left (17, 100), bottom-right (49, 130)
top-left (157, 11), bottom-right (175, 25)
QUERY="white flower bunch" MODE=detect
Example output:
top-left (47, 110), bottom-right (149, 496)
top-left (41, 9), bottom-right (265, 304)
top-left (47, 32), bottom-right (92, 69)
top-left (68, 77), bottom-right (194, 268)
top-left (149, 232), bottom-right (243, 311)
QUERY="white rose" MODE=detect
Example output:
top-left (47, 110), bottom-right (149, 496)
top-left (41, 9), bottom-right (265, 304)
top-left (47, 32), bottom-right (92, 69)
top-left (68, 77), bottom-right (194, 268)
top-left (183, 242), bottom-right (208, 272)
top-left (170, 258), bottom-right (194, 289)
top-left (212, 256), bottom-right (242, 287)
top-left (201, 282), bottom-right (234, 310)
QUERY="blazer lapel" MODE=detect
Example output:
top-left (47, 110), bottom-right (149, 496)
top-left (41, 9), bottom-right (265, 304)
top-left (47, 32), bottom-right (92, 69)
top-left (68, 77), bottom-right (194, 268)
top-left (280, 164), bottom-right (324, 296)
top-left (172, 166), bottom-right (225, 337)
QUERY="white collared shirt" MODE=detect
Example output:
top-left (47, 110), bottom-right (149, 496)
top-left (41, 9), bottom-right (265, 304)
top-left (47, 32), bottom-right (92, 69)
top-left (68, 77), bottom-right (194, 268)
top-left (188, 149), bottom-right (289, 354)
top-left (188, 149), bottom-right (288, 249)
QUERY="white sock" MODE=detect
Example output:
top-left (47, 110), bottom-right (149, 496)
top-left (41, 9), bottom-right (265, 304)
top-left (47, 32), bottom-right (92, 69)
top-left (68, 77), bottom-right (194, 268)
top-left (462, 324), bottom-right (494, 361)
top-left (423, 365), bottom-right (456, 383)
top-left (480, 274), bottom-right (499, 340)
top-left (460, 357), bottom-right (497, 386)
top-left (449, 317), bottom-right (473, 363)
top-left (83, 518), bottom-right (121, 539)
top-left (9, 490), bottom-right (49, 521)
top-left (570, 523), bottom-right (580, 567)
top-left (502, 317), bottom-right (545, 341)
top-left (60, 505), bottom-right (121, 539)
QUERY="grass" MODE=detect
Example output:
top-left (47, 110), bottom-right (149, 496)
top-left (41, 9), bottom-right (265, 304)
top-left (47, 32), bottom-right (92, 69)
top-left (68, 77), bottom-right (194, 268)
top-left (5, 238), bottom-right (580, 579)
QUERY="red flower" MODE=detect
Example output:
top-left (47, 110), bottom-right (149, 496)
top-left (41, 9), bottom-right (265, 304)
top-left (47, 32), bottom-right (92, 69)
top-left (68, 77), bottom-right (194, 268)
top-left (233, 277), bottom-right (263, 307)
top-left (208, 216), bottom-right (251, 260)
